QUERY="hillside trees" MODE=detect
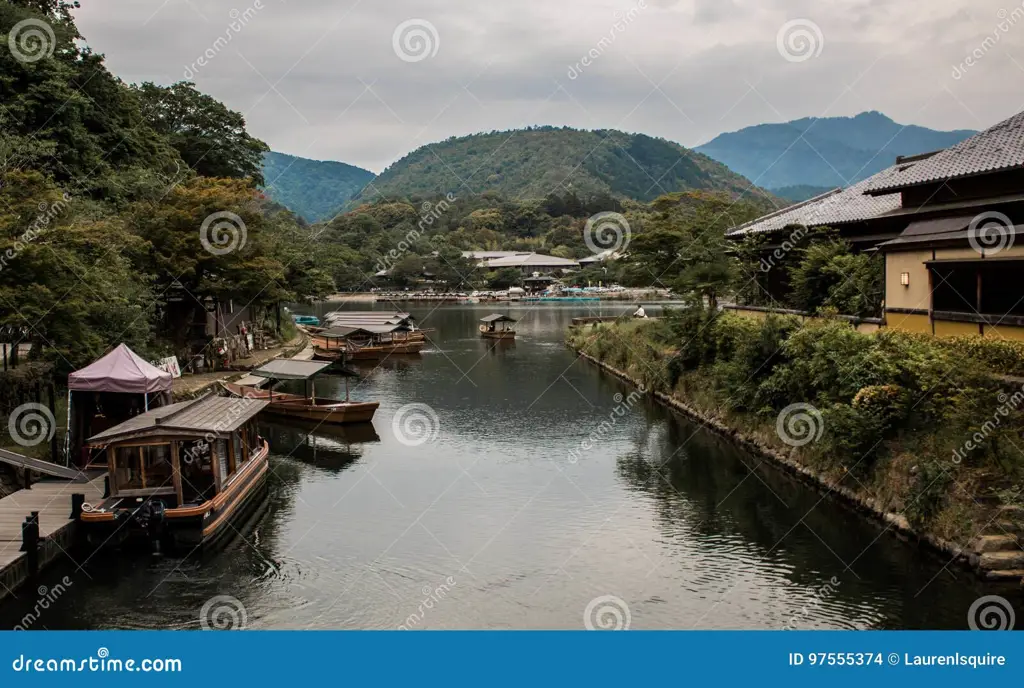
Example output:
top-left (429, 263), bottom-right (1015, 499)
top-left (0, 1), bottom-right (333, 369)
top-left (134, 82), bottom-right (270, 185)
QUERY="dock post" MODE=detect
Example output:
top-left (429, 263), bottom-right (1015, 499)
top-left (70, 493), bottom-right (85, 519)
top-left (21, 512), bottom-right (40, 577)
top-left (103, 475), bottom-right (110, 498)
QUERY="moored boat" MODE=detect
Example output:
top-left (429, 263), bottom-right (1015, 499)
top-left (79, 394), bottom-right (271, 551)
top-left (311, 325), bottom-right (426, 359)
top-left (221, 360), bottom-right (379, 425)
top-left (479, 314), bottom-right (517, 340)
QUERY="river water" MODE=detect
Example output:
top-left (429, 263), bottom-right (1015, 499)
top-left (1, 303), bottom-right (1013, 630)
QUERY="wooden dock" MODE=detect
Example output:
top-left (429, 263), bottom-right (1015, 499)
top-left (0, 474), bottom-right (106, 604)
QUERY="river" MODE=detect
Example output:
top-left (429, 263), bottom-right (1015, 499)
top-left (0, 303), bottom-right (1012, 630)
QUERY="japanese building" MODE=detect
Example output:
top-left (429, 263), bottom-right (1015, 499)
top-left (727, 109), bottom-right (1024, 339)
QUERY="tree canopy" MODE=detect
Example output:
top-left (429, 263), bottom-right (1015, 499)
top-left (0, 1), bottom-right (332, 372)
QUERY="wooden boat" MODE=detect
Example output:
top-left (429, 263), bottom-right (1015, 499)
top-left (221, 359), bottom-right (379, 425)
top-left (480, 314), bottom-right (517, 340)
top-left (79, 394), bottom-right (271, 551)
top-left (222, 382), bottom-right (379, 424)
top-left (312, 325), bottom-right (426, 360)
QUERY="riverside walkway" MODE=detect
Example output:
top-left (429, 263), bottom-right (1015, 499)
top-left (0, 473), bottom-right (106, 604)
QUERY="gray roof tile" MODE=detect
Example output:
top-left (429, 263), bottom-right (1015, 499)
top-left (727, 167), bottom-right (903, 237)
top-left (89, 395), bottom-right (268, 443)
top-left (865, 110), bottom-right (1024, 193)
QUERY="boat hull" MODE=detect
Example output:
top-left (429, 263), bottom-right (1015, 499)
top-left (78, 441), bottom-right (271, 552)
top-left (222, 383), bottom-right (380, 425)
top-left (315, 342), bottom-right (425, 360)
top-left (481, 331), bottom-right (516, 340)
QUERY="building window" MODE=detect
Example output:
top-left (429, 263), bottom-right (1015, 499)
top-left (930, 263), bottom-right (1024, 317)
top-left (217, 438), bottom-right (230, 488)
top-left (233, 432), bottom-right (244, 470)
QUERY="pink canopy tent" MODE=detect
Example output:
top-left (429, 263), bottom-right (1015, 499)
top-left (65, 345), bottom-right (173, 466)
top-left (68, 344), bottom-right (172, 394)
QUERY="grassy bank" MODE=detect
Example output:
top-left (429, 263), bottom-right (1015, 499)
top-left (567, 311), bottom-right (1024, 560)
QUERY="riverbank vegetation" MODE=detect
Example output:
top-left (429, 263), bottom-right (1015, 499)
top-left (568, 311), bottom-right (1024, 545)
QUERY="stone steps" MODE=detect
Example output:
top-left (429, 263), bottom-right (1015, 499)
top-left (977, 550), bottom-right (1024, 571)
top-left (972, 534), bottom-right (1020, 553)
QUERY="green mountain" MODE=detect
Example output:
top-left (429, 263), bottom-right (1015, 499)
top-left (354, 126), bottom-right (767, 204)
top-left (695, 112), bottom-right (976, 191)
top-left (262, 151), bottom-right (374, 222)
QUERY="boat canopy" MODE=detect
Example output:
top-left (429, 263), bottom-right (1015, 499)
top-left (324, 311), bottom-right (411, 320)
top-left (251, 359), bottom-right (333, 380)
top-left (68, 343), bottom-right (172, 394)
top-left (324, 312), bottom-right (412, 324)
top-left (88, 394), bottom-right (268, 444)
top-left (480, 314), bottom-right (517, 323)
top-left (319, 326), bottom-right (376, 339)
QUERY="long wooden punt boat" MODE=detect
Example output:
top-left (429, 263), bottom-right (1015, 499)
top-left (79, 394), bottom-right (270, 551)
top-left (321, 311), bottom-right (433, 338)
top-left (220, 359), bottom-right (379, 425)
top-left (479, 314), bottom-right (517, 340)
top-left (312, 325), bottom-right (426, 360)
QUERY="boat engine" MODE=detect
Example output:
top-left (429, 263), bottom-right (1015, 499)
top-left (133, 500), bottom-right (167, 554)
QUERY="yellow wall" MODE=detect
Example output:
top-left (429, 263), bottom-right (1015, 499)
top-left (934, 320), bottom-right (982, 338)
top-left (883, 245), bottom-right (1024, 339)
top-left (885, 250), bottom-right (932, 312)
top-left (885, 313), bottom-right (932, 334)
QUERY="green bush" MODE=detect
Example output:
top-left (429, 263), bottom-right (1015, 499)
top-left (715, 314), bottom-right (800, 412)
top-left (938, 335), bottom-right (1024, 377)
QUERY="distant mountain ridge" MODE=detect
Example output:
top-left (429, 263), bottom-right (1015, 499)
top-left (261, 151), bottom-right (374, 222)
top-left (695, 112), bottom-right (976, 193)
top-left (352, 126), bottom-right (768, 205)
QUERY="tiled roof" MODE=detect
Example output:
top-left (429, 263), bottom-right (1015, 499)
top-left (89, 395), bottom-right (268, 443)
top-left (485, 253), bottom-right (580, 267)
top-left (252, 360), bottom-right (332, 380)
top-left (865, 110), bottom-right (1024, 194)
top-left (727, 167), bottom-right (904, 237)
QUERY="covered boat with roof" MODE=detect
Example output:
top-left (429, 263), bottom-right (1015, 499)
top-left (79, 393), bottom-right (270, 550)
top-left (221, 359), bottom-right (379, 424)
top-left (479, 314), bottom-right (517, 340)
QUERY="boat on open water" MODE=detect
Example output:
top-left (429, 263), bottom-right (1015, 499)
top-left (479, 314), bottom-right (517, 340)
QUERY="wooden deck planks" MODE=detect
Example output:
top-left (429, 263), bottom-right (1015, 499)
top-left (0, 476), bottom-right (105, 543)
top-left (0, 475), bottom-right (106, 603)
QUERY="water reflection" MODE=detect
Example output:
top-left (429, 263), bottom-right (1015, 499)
top-left (262, 420), bottom-right (379, 472)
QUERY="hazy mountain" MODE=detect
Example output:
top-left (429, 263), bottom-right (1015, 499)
top-left (262, 152), bottom-right (374, 222)
top-left (695, 112), bottom-right (976, 191)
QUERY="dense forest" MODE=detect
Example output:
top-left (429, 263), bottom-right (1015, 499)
top-left (0, 0), bottom-right (332, 373)
top-left (351, 127), bottom-right (771, 205)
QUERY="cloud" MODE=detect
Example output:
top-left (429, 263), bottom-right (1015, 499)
top-left (74, 0), bottom-right (1023, 173)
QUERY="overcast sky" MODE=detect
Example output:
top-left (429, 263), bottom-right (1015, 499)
top-left (76, 0), bottom-right (1024, 173)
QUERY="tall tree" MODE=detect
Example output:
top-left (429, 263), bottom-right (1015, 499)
top-left (133, 82), bottom-right (269, 185)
